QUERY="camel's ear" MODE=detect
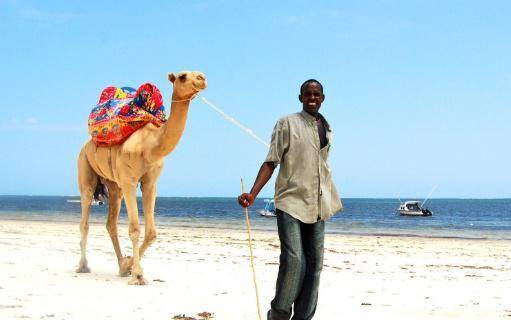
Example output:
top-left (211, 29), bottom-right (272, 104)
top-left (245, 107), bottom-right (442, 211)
top-left (168, 73), bottom-right (176, 83)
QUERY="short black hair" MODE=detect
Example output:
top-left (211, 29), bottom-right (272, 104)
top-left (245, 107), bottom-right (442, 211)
top-left (300, 79), bottom-right (324, 95)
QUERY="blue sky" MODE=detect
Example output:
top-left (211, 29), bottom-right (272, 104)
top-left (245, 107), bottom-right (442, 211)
top-left (0, 0), bottom-right (510, 198)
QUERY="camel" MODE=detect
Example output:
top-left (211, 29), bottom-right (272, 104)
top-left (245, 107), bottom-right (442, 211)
top-left (76, 71), bottom-right (207, 285)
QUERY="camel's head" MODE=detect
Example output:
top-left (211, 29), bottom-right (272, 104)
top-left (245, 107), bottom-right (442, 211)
top-left (168, 71), bottom-right (207, 100)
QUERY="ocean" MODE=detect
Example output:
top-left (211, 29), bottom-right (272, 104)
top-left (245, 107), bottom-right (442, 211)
top-left (0, 196), bottom-right (510, 240)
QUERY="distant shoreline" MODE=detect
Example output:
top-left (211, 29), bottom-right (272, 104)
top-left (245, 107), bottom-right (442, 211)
top-left (1, 194), bottom-right (511, 200)
top-left (1, 216), bottom-right (509, 242)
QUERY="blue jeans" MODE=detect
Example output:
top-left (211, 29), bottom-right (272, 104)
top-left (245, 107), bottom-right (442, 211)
top-left (268, 209), bottom-right (325, 320)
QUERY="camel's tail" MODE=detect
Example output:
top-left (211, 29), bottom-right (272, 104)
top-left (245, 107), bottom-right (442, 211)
top-left (93, 179), bottom-right (108, 203)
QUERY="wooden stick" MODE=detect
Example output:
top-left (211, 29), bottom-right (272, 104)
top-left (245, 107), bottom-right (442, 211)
top-left (241, 178), bottom-right (262, 320)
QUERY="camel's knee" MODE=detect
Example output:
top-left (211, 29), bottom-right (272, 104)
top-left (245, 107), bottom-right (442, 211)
top-left (129, 225), bottom-right (141, 241)
top-left (145, 230), bottom-right (157, 245)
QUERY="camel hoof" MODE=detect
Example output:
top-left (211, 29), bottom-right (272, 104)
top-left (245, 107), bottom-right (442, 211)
top-left (76, 265), bottom-right (91, 273)
top-left (119, 269), bottom-right (131, 277)
top-left (128, 275), bottom-right (147, 285)
top-left (119, 257), bottom-right (133, 277)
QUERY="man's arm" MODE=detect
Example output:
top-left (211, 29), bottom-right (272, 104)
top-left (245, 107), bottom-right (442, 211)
top-left (237, 161), bottom-right (275, 207)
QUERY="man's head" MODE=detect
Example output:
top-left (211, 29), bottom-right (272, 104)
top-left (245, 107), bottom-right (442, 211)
top-left (299, 79), bottom-right (325, 116)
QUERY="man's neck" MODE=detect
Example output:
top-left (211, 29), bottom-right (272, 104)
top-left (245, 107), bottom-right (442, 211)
top-left (303, 109), bottom-right (320, 120)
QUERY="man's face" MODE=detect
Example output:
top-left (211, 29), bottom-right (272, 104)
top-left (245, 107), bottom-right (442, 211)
top-left (299, 82), bottom-right (325, 115)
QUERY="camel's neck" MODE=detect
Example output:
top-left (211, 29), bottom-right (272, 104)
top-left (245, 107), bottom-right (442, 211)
top-left (152, 93), bottom-right (191, 158)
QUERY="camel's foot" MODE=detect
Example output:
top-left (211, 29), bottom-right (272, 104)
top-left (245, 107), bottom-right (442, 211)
top-left (128, 265), bottom-right (146, 285)
top-left (118, 256), bottom-right (133, 277)
top-left (76, 261), bottom-right (90, 273)
top-left (128, 274), bottom-right (147, 285)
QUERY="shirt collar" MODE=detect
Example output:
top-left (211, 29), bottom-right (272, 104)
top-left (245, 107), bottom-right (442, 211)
top-left (300, 110), bottom-right (331, 132)
top-left (300, 110), bottom-right (318, 124)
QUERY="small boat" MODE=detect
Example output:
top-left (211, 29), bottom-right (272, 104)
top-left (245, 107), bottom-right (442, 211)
top-left (397, 186), bottom-right (436, 217)
top-left (67, 199), bottom-right (105, 206)
top-left (91, 199), bottom-right (105, 206)
top-left (259, 199), bottom-right (276, 217)
top-left (397, 201), bottom-right (432, 216)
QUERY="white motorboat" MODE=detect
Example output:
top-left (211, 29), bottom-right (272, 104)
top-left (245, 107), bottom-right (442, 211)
top-left (91, 199), bottom-right (105, 206)
top-left (397, 186), bottom-right (436, 217)
top-left (259, 199), bottom-right (276, 217)
top-left (397, 201), bottom-right (432, 216)
top-left (67, 199), bottom-right (104, 206)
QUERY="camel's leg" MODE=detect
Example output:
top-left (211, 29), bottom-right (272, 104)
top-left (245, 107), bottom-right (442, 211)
top-left (76, 150), bottom-right (97, 273)
top-left (139, 169), bottom-right (161, 258)
top-left (122, 182), bottom-right (146, 285)
top-left (104, 181), bottom-right (131, 276)
top-left (139, 185), bottom-right (156, 258)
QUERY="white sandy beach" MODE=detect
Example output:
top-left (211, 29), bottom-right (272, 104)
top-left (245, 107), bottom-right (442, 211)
top-left (0, 219), bottom-right (510, 320)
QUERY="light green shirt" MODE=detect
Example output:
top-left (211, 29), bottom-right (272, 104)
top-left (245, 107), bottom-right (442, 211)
top-left (265, 111), bottom-right (343, 223)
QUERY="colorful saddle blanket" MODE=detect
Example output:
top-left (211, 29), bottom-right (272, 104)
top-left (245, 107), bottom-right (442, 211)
top-left (88, 83), bottom-right (166, 146)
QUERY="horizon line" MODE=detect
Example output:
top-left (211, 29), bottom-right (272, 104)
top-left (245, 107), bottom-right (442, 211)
top-left (0, 194), bottom-right (510, 200)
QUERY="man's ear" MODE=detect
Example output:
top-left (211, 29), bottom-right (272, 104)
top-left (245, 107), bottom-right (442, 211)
top-left (322, 94), bottom-right (325, 102)
top-left (168, 73), bottom-right (176, 83)
top-left (298, 94), bottom-right (303, 102)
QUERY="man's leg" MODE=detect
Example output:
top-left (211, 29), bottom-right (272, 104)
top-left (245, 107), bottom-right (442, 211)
top-left (291, 219), bottom-right (325, 320)
top-left (269, 209), bottom-right (305, 320)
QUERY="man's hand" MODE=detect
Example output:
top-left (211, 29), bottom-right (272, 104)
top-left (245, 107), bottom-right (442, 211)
top-left (238, 193), bottom-right (255, 207)
top-left (237, 162), bottom-right (275, 208)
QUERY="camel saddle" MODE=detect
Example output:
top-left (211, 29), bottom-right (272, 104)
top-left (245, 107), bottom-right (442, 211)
top-left (88, 83), bottom-right (167, 147)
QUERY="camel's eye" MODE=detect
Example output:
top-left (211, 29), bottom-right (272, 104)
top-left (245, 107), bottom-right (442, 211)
top-left (178, 74), bottom-right (187, 82)
top-left (196, 74), bottom-right (205, 81)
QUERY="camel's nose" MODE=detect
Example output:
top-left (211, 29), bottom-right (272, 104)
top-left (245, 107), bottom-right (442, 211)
top-left (196, 73), bottom-right (207, 89)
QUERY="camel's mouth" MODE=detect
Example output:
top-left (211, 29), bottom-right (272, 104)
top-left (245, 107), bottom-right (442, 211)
top-left (193, 81), bottom-right (207, 91)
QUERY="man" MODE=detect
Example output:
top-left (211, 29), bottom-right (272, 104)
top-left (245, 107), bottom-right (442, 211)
top-left (238, 79), bottom-right (343, 320)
